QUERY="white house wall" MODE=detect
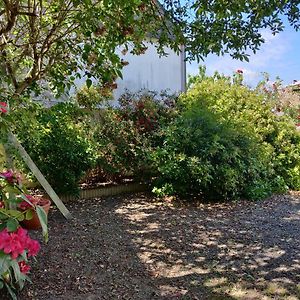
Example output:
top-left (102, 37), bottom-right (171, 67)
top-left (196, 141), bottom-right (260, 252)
top-left (114, 42), bottom-right (185, 99)
top-left (36, 42), bottom-right (185, 105)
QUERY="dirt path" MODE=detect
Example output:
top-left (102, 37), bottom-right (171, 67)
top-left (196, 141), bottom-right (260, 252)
top-left (3, 193), bottom-right (300, 299)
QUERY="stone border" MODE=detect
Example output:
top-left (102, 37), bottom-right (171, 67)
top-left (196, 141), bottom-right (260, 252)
top-left (60, 182), bottom-right (149, 202)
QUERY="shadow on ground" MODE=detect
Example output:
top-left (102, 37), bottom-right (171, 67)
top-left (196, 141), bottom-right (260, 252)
top-left (1, 192), bottom-right (299, 299)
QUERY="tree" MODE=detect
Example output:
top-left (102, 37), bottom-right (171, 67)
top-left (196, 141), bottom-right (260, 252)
top-left (161, 0), bottom-right (300, 61)
top-left (0, 0), bottom-right (178, 100)
top-left (0, 0), bottom-right (299, 100)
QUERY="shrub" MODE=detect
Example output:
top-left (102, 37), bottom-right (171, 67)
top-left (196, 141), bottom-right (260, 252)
top-left (181, 72), bottom-right (300, 191)
top-left (92, 108), bottom-right (152, 181)
top-left (91, 91), bottom-right (178, 181)
top-left (75, 85), bottom-right (113, 109)
top-left (17, 103), bottom-right (96, 195)
top-left (150, 107), bottom-right (274, 200)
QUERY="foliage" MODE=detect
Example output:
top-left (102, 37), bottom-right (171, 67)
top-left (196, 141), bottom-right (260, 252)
top-left (0, 0), bottom-right (179, 101)
top-left (92, 108), bottom-right (151, 181)
top-left (118, 90), bottom-right (178, 134)
top-left (90, 91), bottom-right (178, 182)
top-left (75, 85), bottom-right (113, 109)
top-left (150, 107), bottom-right (274, 200)
top-left (0, 170), bottom-right (47, 299)
top-left (181, 69), bottom-right (300, 192)
top-left (0, 1), bottom-right (299, 103)
top-left (162, 0), bottom-right (300, 61)
top-left (17, 103), bottom-right (96, 195)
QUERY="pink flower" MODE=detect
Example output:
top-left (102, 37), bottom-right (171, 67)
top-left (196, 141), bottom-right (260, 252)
top-left (26, 239), bottom-right (40, 257)
top-left (0, 170), bottom-right (21, 184)
top-left (0, 201), bottom-right (5, 208)
top-left (2, 230), bottom-right (25, 259)
top-left (0, 102), bottom-right (7, 114)
top-left (18, 261), bottom-right (31, 274)
top-left (0, 227), bottom-right (40, 259)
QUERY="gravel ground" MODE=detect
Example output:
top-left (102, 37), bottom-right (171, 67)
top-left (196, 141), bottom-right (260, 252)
top-left (1, 192), bottom-right (300, 300)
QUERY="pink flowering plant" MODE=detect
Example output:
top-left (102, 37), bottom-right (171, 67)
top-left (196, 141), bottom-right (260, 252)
top-left (0, 101), bottom-right (10, 139)
top-left (0, 169), bottom-right (48, 299)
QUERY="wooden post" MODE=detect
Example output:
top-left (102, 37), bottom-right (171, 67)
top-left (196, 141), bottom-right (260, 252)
top-left (9, 132), bottom-right (72, 220)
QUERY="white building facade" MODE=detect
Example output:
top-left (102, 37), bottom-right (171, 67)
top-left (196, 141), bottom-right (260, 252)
top-left (114, 42), bottom-right (186, 99)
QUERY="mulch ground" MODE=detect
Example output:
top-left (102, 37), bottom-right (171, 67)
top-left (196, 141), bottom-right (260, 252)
top-left (2, 192), bottom-right (300, 300)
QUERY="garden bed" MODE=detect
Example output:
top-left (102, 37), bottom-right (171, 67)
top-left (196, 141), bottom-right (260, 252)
top-left (1, 192), bottom-right (299, 299)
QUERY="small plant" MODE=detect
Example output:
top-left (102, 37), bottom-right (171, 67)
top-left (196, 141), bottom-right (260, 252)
top-left (0, 170), bottom-right (48, 299)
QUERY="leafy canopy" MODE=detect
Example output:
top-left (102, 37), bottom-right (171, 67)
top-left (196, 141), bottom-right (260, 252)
top-left (162, 0), bottom-right (300, 61)
top-left (0, 0), bottom-right (299, 99)
top-left (0, 0), bottom-right (172, 99)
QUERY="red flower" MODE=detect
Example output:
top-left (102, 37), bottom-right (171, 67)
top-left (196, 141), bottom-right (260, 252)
top-left (27, 239), bottom-right (40, 257)
top-left (0, 227), bottom-right (40, 259)
top-left (18, 261), bottom-right (31, 274)
top-left (236, 69), bottom-right (243, 74)
top-left (0, 229), bottom-right (25, 259)
top-left (0, 201), bottom-right (5, 209)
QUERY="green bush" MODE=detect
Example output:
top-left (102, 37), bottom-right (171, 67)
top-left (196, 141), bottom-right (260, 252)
top-left (180, 72), bottom-right (300, 192)
top-left (150, 107), bottom-right (274, 200)
top-left (17, 103), bottom-right (96, 195)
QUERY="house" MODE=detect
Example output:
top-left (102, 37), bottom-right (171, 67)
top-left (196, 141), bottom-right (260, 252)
top-left (288, 80), bottom-right (300, 93)
top-left (113, 42), bottom-right (186, 99)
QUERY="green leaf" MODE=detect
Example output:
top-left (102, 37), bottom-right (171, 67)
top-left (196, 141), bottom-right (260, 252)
top-left (0, 223), bottom-right (6, 231)
top-left (6, 218), bottom-right (18, 232)
top-left (0, 252), bottom-right (11, 275)
top-left (86, 79), bottom-right (92, 88)
top-left (36, 206), bottom-right (48, 243)
top-left (25, 209), bottom-right (33, 220)
top-left (7, 209), bottom-right (22, 218)
top-left (0, 211), bottom-right (7, 220)
top-left (4, 281), bottom-right (17, 300)
top-left (11, 259), bottom-right (26, 290)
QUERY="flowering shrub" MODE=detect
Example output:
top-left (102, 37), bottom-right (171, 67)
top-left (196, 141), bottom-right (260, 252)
top-left (0, 227), bottom-right (40, 298)
top-left (0, 169), bottom-right (48, 299)
top-left (118, 91), bottom-right (177, 134)
top-left (90, 91), bottom-right (177, 182)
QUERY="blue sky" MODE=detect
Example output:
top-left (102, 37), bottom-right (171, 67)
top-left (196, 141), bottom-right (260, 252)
top-left (187, 25), bottom-right (300, 87)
